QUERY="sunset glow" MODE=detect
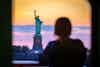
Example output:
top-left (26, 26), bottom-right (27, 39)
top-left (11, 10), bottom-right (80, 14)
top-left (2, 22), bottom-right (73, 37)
top-left (12, 0), bottom-right (91, 26)
top-left (12, 0), bottom-right (91, 50)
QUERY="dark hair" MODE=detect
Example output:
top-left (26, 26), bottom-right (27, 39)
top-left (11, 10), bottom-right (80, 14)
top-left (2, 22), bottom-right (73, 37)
top-left (54, 17), bottom-right (72, 38)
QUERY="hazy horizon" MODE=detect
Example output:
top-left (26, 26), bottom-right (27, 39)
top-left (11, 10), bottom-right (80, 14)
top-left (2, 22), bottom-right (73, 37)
top-left (12, 25), bottom-right (91, 50)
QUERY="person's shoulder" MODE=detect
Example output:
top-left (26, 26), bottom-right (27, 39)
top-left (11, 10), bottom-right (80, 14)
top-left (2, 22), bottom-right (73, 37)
top-left (48, 40), bottom-right (57, 46)
top-left (72, 39), bottom-right (83, 44)
top-left (44, 41), bottom-right (57, 52)
top-left (71, 39), bottom-right (85, 47)
top-left (45, 40), bottom-right (57, 48)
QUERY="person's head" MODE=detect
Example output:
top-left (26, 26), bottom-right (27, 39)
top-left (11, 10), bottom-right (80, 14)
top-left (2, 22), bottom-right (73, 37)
top-left (54, 17), bottom-right (72, 39)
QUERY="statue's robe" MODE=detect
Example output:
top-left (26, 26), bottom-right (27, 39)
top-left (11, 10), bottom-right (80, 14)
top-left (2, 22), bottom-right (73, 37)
top-left (35, 16), bottom-right (42, 36)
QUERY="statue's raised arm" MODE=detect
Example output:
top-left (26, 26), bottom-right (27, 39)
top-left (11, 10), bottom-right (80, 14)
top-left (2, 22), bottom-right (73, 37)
top-left (34, 10), bottom-right (42, 36)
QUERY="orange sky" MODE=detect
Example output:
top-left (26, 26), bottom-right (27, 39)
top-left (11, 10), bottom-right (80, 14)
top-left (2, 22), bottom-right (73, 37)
top-left (12, 0), bottom-right (91, 26)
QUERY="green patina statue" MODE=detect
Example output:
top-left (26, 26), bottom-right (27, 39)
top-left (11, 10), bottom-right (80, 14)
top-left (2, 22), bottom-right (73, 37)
top-left (34, 10), bottom-right (42, 36)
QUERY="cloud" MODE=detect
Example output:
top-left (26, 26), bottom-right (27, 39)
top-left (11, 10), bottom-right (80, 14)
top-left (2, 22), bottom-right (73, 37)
top-left (72, 27), bottom-right (91, 35)
top-left (13, 32), bottom-right (34, 36)
top-left (12, 26), bottom-right (91, 49)
top-left (12, 30), bottom-right (56, 49)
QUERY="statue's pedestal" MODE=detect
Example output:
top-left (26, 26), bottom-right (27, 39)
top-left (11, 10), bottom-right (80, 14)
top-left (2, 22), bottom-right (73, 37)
top-left (32, 34), bottom-right (43, 54)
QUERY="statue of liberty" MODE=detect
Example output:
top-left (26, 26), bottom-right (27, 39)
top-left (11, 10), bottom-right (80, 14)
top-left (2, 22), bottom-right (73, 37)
top-left (32, 10), bottom-right (43, 54)
top-left (34, 10), bottom-right (42, 36)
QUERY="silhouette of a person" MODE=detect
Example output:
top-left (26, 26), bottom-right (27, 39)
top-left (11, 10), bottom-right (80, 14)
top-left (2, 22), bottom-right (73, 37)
top-left (39, 17), bottom-right (86, 67)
